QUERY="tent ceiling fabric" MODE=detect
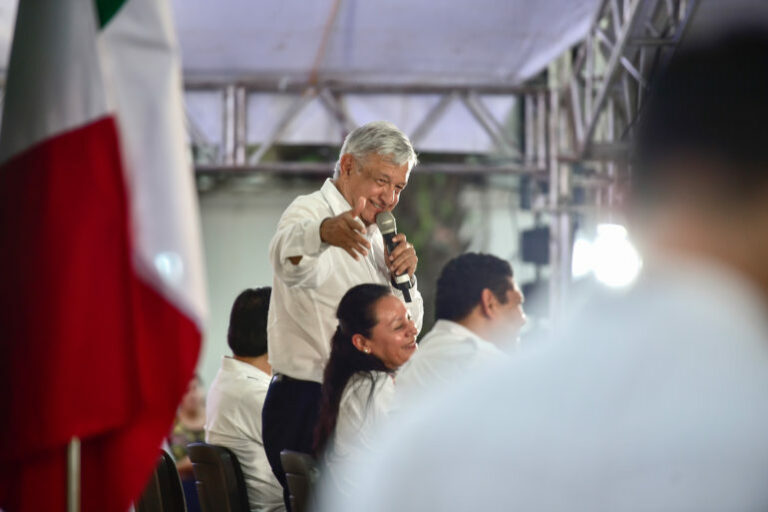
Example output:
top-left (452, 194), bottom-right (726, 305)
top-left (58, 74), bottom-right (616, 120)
top-left (0, 0), bottom-right (600, 85)
top-left (173, 0), bottom-right (601, 154)
top-left (0, 0), bottom-right (602, 153)
top-left (173, 0), bottom-right (600, 86)
top-left (4, 1), bottom-right (767, 153)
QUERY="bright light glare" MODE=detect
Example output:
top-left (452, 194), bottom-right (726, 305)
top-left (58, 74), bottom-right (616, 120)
top-left (571, 223), bottom-right (642, 288)
top-left (154, 251), bottom-right (185, 285)
top-left (571, 238), bottom-right (594, 278)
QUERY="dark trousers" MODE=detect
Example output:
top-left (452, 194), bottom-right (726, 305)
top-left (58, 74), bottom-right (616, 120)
top-left (262, 375), bottom-right (322, 511)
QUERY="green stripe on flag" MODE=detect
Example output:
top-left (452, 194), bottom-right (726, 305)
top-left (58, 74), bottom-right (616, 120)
top-left (95, 0), bottom-right (126, 28)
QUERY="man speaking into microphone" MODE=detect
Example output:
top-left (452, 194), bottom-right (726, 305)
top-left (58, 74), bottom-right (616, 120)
top-left (262, 121), bottom-right (424, 508)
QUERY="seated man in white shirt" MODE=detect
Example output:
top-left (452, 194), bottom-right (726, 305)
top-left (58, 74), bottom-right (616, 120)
top-left (206, 288), bottom-right (285, 512)
top-left (262, 121), bottom-right (424, 509)
top-left (396, 252), bottom-right (526, 405)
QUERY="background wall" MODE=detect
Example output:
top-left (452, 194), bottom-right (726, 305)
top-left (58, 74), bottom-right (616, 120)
top-left (197, 176), bottom-right (317, 388)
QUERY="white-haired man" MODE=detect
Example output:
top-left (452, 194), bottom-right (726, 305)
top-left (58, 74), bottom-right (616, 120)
top-left (262, 121), bottom-right (424, 509)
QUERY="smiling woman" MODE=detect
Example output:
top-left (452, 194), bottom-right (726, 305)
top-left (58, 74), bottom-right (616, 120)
top-left (313, 283), bottom-right (418, 496)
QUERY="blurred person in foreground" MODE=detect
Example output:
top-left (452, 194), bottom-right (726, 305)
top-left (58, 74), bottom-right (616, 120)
top-left (320, 28), bottom-right (768, 512)
top-left (395, 252), bottom-right (526, 406)
top-left (168, 375), bottom-right (205, 512)
top-left (262, 121), bottom-right (424, 507)
top-left (313, 284), bottom-right (418, 497)
top-left (205, 288), bottom-right (284, 511)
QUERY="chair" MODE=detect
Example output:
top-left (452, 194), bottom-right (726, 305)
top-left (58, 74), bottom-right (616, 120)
top-left (136, 450), bottom-right (188, 512)
top-left (280, 450), bottom-right (319, 512)
top-left (187, 442), bottom-right (250, 512)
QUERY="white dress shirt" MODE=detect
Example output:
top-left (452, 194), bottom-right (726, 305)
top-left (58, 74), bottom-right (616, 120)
top-left (395, 319), bottom-right (507, 406)
top-left (267, 178), bottom-right (424, 383)
top-left (327, 257), bottom-right (768, 512)
top-left (205, 357), bottom-right (285, 512)
top-left (324, 371), bottom-right (395, 497)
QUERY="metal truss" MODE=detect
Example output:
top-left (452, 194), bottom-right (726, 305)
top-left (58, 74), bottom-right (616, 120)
top-left (566, 0), bottom-right (698, 160)
top-left (182, 0), bottom-right (700, 324)
top-left (542, 0), bottom-right (699, 319)
top-left (184, 79), bottom-right (552, 176)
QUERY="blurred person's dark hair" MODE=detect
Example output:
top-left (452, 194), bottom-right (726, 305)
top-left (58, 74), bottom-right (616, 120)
top-left (313, 283), bottom-right (392, 456)
top-left (435, 253), bottom-right (514, 322)
top-left (227, 287), bottom-right (271, 357)
top-left (633, 28), bottom-right (768, 207)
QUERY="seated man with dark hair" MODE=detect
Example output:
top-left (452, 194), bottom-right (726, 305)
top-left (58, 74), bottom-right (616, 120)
top-left (205, 288), bottom-right (285, 512)
top-left (395, 252), bottom-right (526, 403)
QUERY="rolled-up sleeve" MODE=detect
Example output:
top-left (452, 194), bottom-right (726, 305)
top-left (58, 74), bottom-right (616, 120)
top-left (269, 200), bottom-right (333, 289)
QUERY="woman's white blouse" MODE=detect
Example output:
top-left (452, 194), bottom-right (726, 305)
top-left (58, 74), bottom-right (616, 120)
top-left (325, 371), bottom-right (395, 495)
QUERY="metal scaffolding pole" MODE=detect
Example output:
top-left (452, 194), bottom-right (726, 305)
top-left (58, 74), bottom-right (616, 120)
top-left (547, 89), bottom-right (572, 323)
top-left (196, 161), bottom-right (545, 176)
top-left (67, 437), bottom-right (81, 512)
top-left (222, 85), bottom-right (247, 166)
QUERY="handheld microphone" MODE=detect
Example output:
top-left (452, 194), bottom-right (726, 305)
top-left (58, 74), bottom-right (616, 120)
top-left (375, 211), bottom-right (412, 303)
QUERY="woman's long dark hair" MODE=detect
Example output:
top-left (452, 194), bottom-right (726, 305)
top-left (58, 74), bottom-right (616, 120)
top-left (313, 283), bottom-right (392, 456)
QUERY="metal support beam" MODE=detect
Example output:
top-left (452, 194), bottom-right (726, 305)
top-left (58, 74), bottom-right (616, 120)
top-left (196, 161), bottom-right (546, 176)
top-left (536, 92), bottom-right (548, 170)
top-left (409, 92), bottom-right (456, 147)
top-left (185, 77), bottom-right (546, 96)
top-left (222, 85), bottom-right (247, 165)
top-left (548, 89), bottom-right (572, 324)
top-left (235, 86), bottom-right (247, 165)
top-left (222, 85), bottom-right (236, 165)
top-left (249, 88), bottom-right (316, 165)
top-left (187, 81), bottom-right (541, 172)
top-left (569, 78), bottom-right (584, 145)
top-left (462, 91), bottom-right (521, 158)
top-left (582, 0), bottom-right (645, 148)
top-left (620, 56), bottom-right (648, 88)
top-left (565, 0), bottom-right (698, 160)
top-left (184, 105), bottom-right (211, 147)
top-left (318, 87), bottom-right (357, 137)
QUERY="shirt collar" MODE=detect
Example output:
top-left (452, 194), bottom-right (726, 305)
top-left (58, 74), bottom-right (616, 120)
top-left (221, 356), bottom-right (270, 382)
top-left (320, 178), bottom-right (380, 236)
top-left (431, 319), bottom-right (490, 346)
top-left (321, 178), bottom-right (353, 217)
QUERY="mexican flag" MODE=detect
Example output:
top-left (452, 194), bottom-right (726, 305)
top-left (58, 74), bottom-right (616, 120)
top-left (0, 0), bottom-right (207, 510)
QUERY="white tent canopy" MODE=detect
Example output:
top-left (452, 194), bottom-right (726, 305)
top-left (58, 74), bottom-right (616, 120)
top-left (0, 0), bottom-right (600, 154)
top-left (2, 1), bottom-right (768, 154)
top-left (174, 0), bottom-right (599, 87)
top-left (174, 0), bottom-right (600, 155)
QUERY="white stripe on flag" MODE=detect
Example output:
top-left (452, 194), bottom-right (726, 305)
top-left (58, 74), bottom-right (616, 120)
top-left (100, 0), bottom-right (207, 327)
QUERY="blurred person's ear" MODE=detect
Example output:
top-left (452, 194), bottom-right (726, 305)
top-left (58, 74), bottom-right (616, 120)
top-left (479, 288), bottom-right (496, 319)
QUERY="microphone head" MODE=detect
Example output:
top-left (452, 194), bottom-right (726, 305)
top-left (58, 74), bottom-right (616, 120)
top-left (375, 211), bottom-right (396, 235)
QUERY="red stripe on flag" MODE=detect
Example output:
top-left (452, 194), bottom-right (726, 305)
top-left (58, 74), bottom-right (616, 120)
top-left (0, 117), bottom-right (200, 511)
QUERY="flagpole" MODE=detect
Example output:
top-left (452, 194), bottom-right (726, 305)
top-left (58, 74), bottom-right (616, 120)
top-left (67, 437), bottom-right (81, 512)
